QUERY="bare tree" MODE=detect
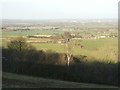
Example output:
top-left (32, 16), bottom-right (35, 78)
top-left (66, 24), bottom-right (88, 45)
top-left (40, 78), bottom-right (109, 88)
top-left (62, 32), bottom-right (83, 72)
top-left (63, 34), bottom-right (75, 73)
top-left (65, 40), bottom-right (74, 72)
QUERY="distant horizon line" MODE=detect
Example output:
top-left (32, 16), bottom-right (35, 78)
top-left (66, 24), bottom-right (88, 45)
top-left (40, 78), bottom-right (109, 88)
top-left (1, 18), bottom-right (118, 20)
top-left (0, 18), bottom-right (118, 20)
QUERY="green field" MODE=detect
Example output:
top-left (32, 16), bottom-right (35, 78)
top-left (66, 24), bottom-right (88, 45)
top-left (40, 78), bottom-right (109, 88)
top-left (2, 37), bottom-right (118, 63)
top-left (2, 29), bottom-right (66, 35)
top-left (31, 38), bottom-right (118, 63)
top-left (3, 72), bottom-right (118, 88)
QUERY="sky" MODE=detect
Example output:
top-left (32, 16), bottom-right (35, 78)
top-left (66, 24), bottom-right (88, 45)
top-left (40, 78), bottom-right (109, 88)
top-left (1, 0), bottom-right (119, 20)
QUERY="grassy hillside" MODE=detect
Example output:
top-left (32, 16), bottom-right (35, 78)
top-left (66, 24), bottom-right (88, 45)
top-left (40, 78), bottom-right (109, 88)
top-left (2, 38), bottom-right (118, 63)
top-left (2, 72), bottom-right (118, 88)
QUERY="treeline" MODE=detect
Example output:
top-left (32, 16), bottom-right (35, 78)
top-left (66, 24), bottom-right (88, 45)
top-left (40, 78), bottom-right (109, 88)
top-left (2, 37), bottom-right (118, 86)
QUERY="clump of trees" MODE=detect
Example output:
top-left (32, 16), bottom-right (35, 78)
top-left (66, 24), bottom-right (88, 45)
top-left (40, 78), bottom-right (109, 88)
top-left (7, 37), bottom-right (35, 62)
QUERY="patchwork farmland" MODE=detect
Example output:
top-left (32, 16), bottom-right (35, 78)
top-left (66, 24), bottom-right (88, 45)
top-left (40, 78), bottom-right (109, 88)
top-left (2, 19), bottom-right (118, 88)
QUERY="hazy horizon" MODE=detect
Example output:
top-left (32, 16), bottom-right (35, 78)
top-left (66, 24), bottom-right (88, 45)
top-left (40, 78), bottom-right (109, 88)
top-left (1, 0), bottom-right (119, 20)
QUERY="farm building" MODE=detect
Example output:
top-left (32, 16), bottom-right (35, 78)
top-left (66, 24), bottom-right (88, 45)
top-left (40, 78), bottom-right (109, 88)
top-left (57, 40), bottom-right (66, 44)
top-left (99, 36), bottom-right (106, 38)
top-left (71, 34), bottom-right (76, 37)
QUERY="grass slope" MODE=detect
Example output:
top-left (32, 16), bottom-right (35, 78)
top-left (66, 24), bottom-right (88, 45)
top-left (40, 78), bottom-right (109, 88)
top-left (2, 72), bottom-right (118, 88)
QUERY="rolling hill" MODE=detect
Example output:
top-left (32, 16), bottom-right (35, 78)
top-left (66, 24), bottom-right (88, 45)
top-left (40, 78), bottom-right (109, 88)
top-left (2, 72), bottom-right (118, 88)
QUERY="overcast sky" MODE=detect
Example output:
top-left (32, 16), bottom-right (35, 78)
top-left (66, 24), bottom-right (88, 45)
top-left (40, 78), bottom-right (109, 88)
top-left (1, 0), bottom-right (119, 20)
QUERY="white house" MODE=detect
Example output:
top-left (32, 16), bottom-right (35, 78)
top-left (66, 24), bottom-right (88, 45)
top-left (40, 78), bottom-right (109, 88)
top-left (99, 36), bottom-right (106, 38)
